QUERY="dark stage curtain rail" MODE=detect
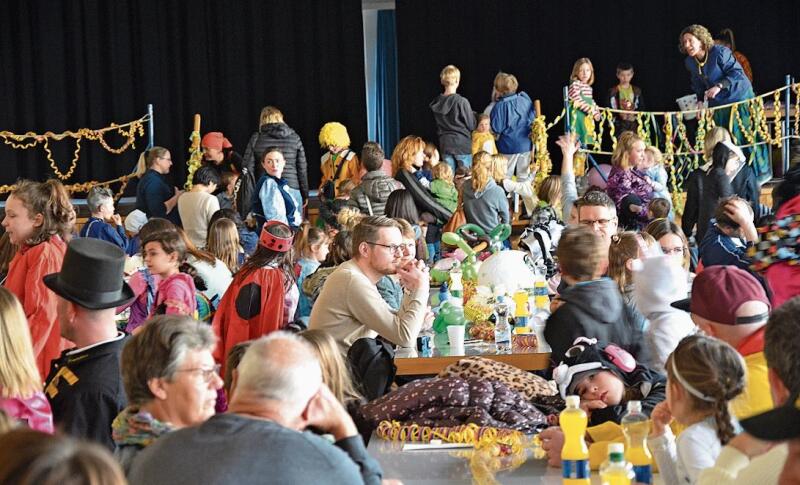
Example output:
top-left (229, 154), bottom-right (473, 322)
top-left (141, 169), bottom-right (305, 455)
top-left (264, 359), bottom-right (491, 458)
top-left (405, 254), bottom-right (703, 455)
top-left (396, 0), bottom-right (800, 151)
top-left (0, 0), bottom-right (367, 190)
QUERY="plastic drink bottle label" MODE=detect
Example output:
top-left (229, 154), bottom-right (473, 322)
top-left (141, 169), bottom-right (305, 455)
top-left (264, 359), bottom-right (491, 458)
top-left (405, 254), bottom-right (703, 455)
top-left (562, 459), bottom-right (590, 479)
top-left (632, 465), bottom-right (652, 484)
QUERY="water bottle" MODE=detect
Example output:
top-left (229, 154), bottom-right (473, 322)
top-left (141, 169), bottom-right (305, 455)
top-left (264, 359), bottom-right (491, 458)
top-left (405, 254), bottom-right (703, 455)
top-left (600, 443), bottom-right (634, 485)
top-left (493, 295), bottom-right (511, 353)
top-left (560, 395), bottom-right (590, 485)
top-left (621, 401), bottom-right (653, 485)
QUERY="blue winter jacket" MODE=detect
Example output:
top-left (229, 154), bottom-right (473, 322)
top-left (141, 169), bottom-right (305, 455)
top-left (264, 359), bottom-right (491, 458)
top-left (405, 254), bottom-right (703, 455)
top-left (490, 91), bottom-right (536, 154)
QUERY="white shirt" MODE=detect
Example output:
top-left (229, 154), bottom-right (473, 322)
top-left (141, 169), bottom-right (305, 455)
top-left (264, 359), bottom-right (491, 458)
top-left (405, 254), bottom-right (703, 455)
top-left (650, 417), bottom-right (722, 484)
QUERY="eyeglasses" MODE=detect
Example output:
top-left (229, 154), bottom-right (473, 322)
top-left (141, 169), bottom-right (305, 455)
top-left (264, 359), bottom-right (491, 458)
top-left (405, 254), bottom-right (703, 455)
top-left (661, 246), bottom-right (686, 256)
top-left (579, 218), bottom-right (615, 229)
top-left (366, 241), bottom-right (404, 254)
top-left (175, 364), bottom-right (221, 383)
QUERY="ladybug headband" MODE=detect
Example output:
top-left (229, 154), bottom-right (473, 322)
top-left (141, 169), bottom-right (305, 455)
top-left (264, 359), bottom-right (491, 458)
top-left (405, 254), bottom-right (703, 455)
top-left (259, 221), bottom-right (294, 252)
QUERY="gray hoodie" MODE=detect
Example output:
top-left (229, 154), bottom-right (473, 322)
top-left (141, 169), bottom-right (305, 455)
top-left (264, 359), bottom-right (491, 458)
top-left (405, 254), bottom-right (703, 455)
top-left (462, 179), bottom-right (510, 234)
top-left (430, 93), bottom-right (476, 155)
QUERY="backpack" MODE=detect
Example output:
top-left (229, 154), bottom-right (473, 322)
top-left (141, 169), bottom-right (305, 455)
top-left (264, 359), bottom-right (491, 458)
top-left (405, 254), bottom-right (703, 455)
top-left (320, 150), bottom-right (351, 201)
top-left (347, 337), bottom-right (396, 401)
top-left (519, 218), bottom-right (564, 279)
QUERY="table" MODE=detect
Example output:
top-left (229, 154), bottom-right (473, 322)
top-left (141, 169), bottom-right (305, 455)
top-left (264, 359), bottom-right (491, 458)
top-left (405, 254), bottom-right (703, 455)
top-left (368, 435), bottom-right (664, 484)
top-left (394, 332), bottom-right (551, 376)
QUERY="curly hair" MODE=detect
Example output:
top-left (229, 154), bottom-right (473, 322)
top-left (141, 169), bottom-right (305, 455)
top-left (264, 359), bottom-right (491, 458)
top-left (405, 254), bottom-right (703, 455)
top-left (9, 179), bottom-right (74, 246)
top-left (390, 135), bottom-right (425, 175)
top-left (318, 122), bottom-right (350, 149)
top-left (679, 24), bottom-right (714, 55)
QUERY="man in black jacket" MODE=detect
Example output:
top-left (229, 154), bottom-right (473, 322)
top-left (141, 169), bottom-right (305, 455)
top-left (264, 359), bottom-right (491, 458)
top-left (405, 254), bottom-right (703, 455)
top-left (243, 106), bottom-right (309, 202)
top-left (43, 238), bottom-right (135, 450)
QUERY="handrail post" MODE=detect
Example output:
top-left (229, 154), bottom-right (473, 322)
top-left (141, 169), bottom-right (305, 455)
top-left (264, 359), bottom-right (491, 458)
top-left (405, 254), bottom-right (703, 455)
top-left (783, 75), bottom-right (792, 176)
top-left (563, 86), bottom-right (570, 134)
top-left (147, 104), bottom-right (154, 149)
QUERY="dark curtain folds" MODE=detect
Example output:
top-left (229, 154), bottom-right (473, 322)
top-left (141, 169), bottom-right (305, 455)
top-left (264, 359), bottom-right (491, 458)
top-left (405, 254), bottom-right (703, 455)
top-left (0, 0), bottom-right (367, 191)
top-left (396, 0), bottom-right (800, 149)
top-left (376, 9), bottom-right (400, 157)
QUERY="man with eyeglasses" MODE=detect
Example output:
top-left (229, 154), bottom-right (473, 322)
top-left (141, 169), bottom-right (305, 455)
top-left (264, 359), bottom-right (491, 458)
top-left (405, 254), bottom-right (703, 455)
top-left (42, 238), bottom-right (137, 450)
top-left (309, 216), bottom-right (429, 355)
top-left (575, 190), bottom-right (619, 252)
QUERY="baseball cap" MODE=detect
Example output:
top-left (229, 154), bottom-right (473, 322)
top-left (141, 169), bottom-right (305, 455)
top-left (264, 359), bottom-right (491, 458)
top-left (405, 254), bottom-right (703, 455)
top-left (741, 389), bottom-right (800, 441)
top-left (671, 266), bottom-right (770, 325)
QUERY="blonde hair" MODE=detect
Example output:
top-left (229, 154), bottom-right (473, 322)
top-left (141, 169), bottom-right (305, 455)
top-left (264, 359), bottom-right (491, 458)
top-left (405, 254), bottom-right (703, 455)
top-left (490, 154), bottom-right (508, 182)
top-left (493, 72), bottom-right (519, 96)
top-left (611, 131), bottom-right (644, 170)
top-left (471, 151), bottom-right (493, 191)
top-left (679, 24), bottom-right (714, 55)
top-left (440, 65), bottom-right (460, 86)
top-left (703, 126), bottom-right (732, 161)
top-left (537, 175), bottom-right (563, 210)
top-left (394, 218), bottom-right (416, 240)
top-left (134, 146), bottom-right (169, 177)
top-left (336, 207), bottom-right (365, 231)
top-left (608, 231), bottom-right (656, 293)
top-left (299, 329), bottom-right (362, 405)
top-left (0, 287), bottom-right (42, 399)
top-left (294, 222), bottom-right (330, 260)
top-left (391, 135), bottom-right (426, 175)
top-left (432, 162), bottom-right (453, 183)
top-left (644, 146), bottom-right (664, 166)
top-left (206, 218), bottom-right (240, 273)
top-left (259, 106), bottom-right (284, 125)
top-left (318, 122), bottom-right (350, 149)
top-left (570, 58), bottom-right (595, 85)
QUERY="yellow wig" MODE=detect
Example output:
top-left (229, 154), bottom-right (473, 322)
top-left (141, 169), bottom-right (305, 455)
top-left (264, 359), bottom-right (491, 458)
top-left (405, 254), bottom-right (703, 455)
top-left (318, 122), bottom-right (351, 149)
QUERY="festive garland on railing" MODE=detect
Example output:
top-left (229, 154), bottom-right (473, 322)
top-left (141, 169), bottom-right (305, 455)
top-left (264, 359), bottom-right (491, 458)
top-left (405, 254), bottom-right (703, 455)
top-left (0, 173), bottom-right (134, 199)
top-left (185, 130), bottom-right (203, 190)
top-left (0, 115), bottom-right (149, 181)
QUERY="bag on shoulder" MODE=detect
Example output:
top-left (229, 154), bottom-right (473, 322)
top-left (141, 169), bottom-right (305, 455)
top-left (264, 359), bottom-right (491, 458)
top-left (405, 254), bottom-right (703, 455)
top-left (320, 150), bottom-right (351, 201)
top-left (442, 190), bottom-right (466, 235)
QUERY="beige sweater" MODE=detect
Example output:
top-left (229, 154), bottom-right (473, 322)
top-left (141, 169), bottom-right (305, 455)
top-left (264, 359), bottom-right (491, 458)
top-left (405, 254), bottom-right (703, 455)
top-left (308, 259), bottom-right (428, 355)
top-left (177, 191), bottom-right (220, 249)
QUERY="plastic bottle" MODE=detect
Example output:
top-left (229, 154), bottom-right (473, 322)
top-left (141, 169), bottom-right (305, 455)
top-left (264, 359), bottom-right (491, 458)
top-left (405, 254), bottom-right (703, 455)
top-left (621, 401), bottom-right (653, 485)
top-left (534, 263), bottom-right (550, 311)
top-left (512, 289), bottom-right (530, 330)
top-left (600, 443), bottom-right (634, 485)
top-left (560, 395), bottom-right (590, 484)
top-left (493, 295), bottom-right (511, 353)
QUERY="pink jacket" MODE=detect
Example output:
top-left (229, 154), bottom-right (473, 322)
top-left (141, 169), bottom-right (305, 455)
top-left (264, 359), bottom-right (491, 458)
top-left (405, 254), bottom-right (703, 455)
top-left (0, 391), bottom-right (54, 433)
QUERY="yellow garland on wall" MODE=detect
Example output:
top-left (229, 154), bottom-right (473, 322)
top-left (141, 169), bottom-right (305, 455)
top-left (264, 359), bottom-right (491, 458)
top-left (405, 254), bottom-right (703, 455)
top-left (0, 115), bottom-right (148, 181)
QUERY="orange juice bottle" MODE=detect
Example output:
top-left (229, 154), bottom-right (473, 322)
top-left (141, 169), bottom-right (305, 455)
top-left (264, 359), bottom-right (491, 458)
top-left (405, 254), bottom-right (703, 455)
top-left (561, 395), bottom-right (590, 484)
top-left (621, 401), bottom-right (653, 484)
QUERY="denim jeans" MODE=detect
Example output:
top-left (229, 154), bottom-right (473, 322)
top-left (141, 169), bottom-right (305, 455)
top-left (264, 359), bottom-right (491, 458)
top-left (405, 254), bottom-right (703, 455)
top-left (443, 153), bottom-right (473, 171)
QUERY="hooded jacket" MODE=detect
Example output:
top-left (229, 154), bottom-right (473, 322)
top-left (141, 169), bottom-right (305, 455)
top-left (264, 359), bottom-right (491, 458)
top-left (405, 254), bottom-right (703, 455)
top-left (430, 93), bottom-right (475, 156)
top-left (395, 169), bottom-right (452, 223)
top-left (544, 277), bottom-right (650, 365)
top-left (348, 170), bottom-right (401, 217)
top-left (633, 256), bottom-right (697, 373)
top-left (243, 123), bottom-right (308, 200)
top-left (462, 179), bottom-right (510, 234)
top-left (490, 91), bottom-right (535, 154)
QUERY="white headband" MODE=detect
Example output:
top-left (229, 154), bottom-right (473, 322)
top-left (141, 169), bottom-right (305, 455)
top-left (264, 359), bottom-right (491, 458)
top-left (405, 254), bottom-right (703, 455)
top-left (671, 359), bottom-right (715, 403)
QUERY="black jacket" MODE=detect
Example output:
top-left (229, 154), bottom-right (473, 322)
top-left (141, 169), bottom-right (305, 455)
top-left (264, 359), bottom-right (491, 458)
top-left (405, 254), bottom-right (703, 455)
top-left (395, 169), bottom-right (452, 223)
top-left (544, 278), bottom-right (649, 366)
top-left (243, 123), bottom-right (309, 200)
top-left (430, 93), bottom-right (475, 155)
top-left (683, 164), bottom-right (759, 241)
top-left (44, 335), bottom-right (128, 451)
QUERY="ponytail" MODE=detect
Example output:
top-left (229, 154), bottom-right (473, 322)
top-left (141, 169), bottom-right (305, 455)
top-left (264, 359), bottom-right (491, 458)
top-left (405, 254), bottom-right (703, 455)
top-left (135, 146), bottom-right (169, 177)
top-left (293, 222), bottom-right (328, 260)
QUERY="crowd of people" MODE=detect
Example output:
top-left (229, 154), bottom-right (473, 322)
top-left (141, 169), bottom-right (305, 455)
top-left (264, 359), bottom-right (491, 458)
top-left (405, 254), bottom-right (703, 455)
top-left (0, 22), bottom-right (798, 485)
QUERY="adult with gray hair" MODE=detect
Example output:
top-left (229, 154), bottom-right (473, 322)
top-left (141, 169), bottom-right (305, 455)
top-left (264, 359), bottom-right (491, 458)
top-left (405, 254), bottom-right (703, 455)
top-left (309, 215), bottom-right (429, 355)
top-left (79, 186), bottom-right (129, 251)
top-left (112, 315), bottom-right (221, 475)
top-left (128, 332), bottom-right (383, 485)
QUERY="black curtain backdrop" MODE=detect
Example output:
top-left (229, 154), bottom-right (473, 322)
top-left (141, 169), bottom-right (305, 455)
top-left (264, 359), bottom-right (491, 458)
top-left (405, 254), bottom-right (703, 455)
top-left (0, 0), bottom-right (366, 191)
top-left (396, 0), bottom-right (800, 162)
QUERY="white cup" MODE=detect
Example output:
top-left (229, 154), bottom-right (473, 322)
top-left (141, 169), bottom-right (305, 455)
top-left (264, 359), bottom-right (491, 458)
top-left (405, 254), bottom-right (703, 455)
top-left (447, 325), bottom-right (465, 347)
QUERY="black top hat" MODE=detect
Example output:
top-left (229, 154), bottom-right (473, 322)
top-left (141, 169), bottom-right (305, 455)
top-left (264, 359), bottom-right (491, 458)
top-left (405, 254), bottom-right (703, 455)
top-left (43, 238), bottom-right (135, 310)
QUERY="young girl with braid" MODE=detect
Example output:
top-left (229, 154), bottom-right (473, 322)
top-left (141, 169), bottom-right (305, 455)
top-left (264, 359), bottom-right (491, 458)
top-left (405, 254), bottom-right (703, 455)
top-left (649, 334), bottom-right (746, 485)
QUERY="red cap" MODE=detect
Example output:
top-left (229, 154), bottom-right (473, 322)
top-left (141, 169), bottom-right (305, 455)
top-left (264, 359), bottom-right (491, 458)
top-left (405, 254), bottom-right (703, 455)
top-left (201, 132), bottom-right (232, 151)
top-left (672, 266), bottom-right (770, 325)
